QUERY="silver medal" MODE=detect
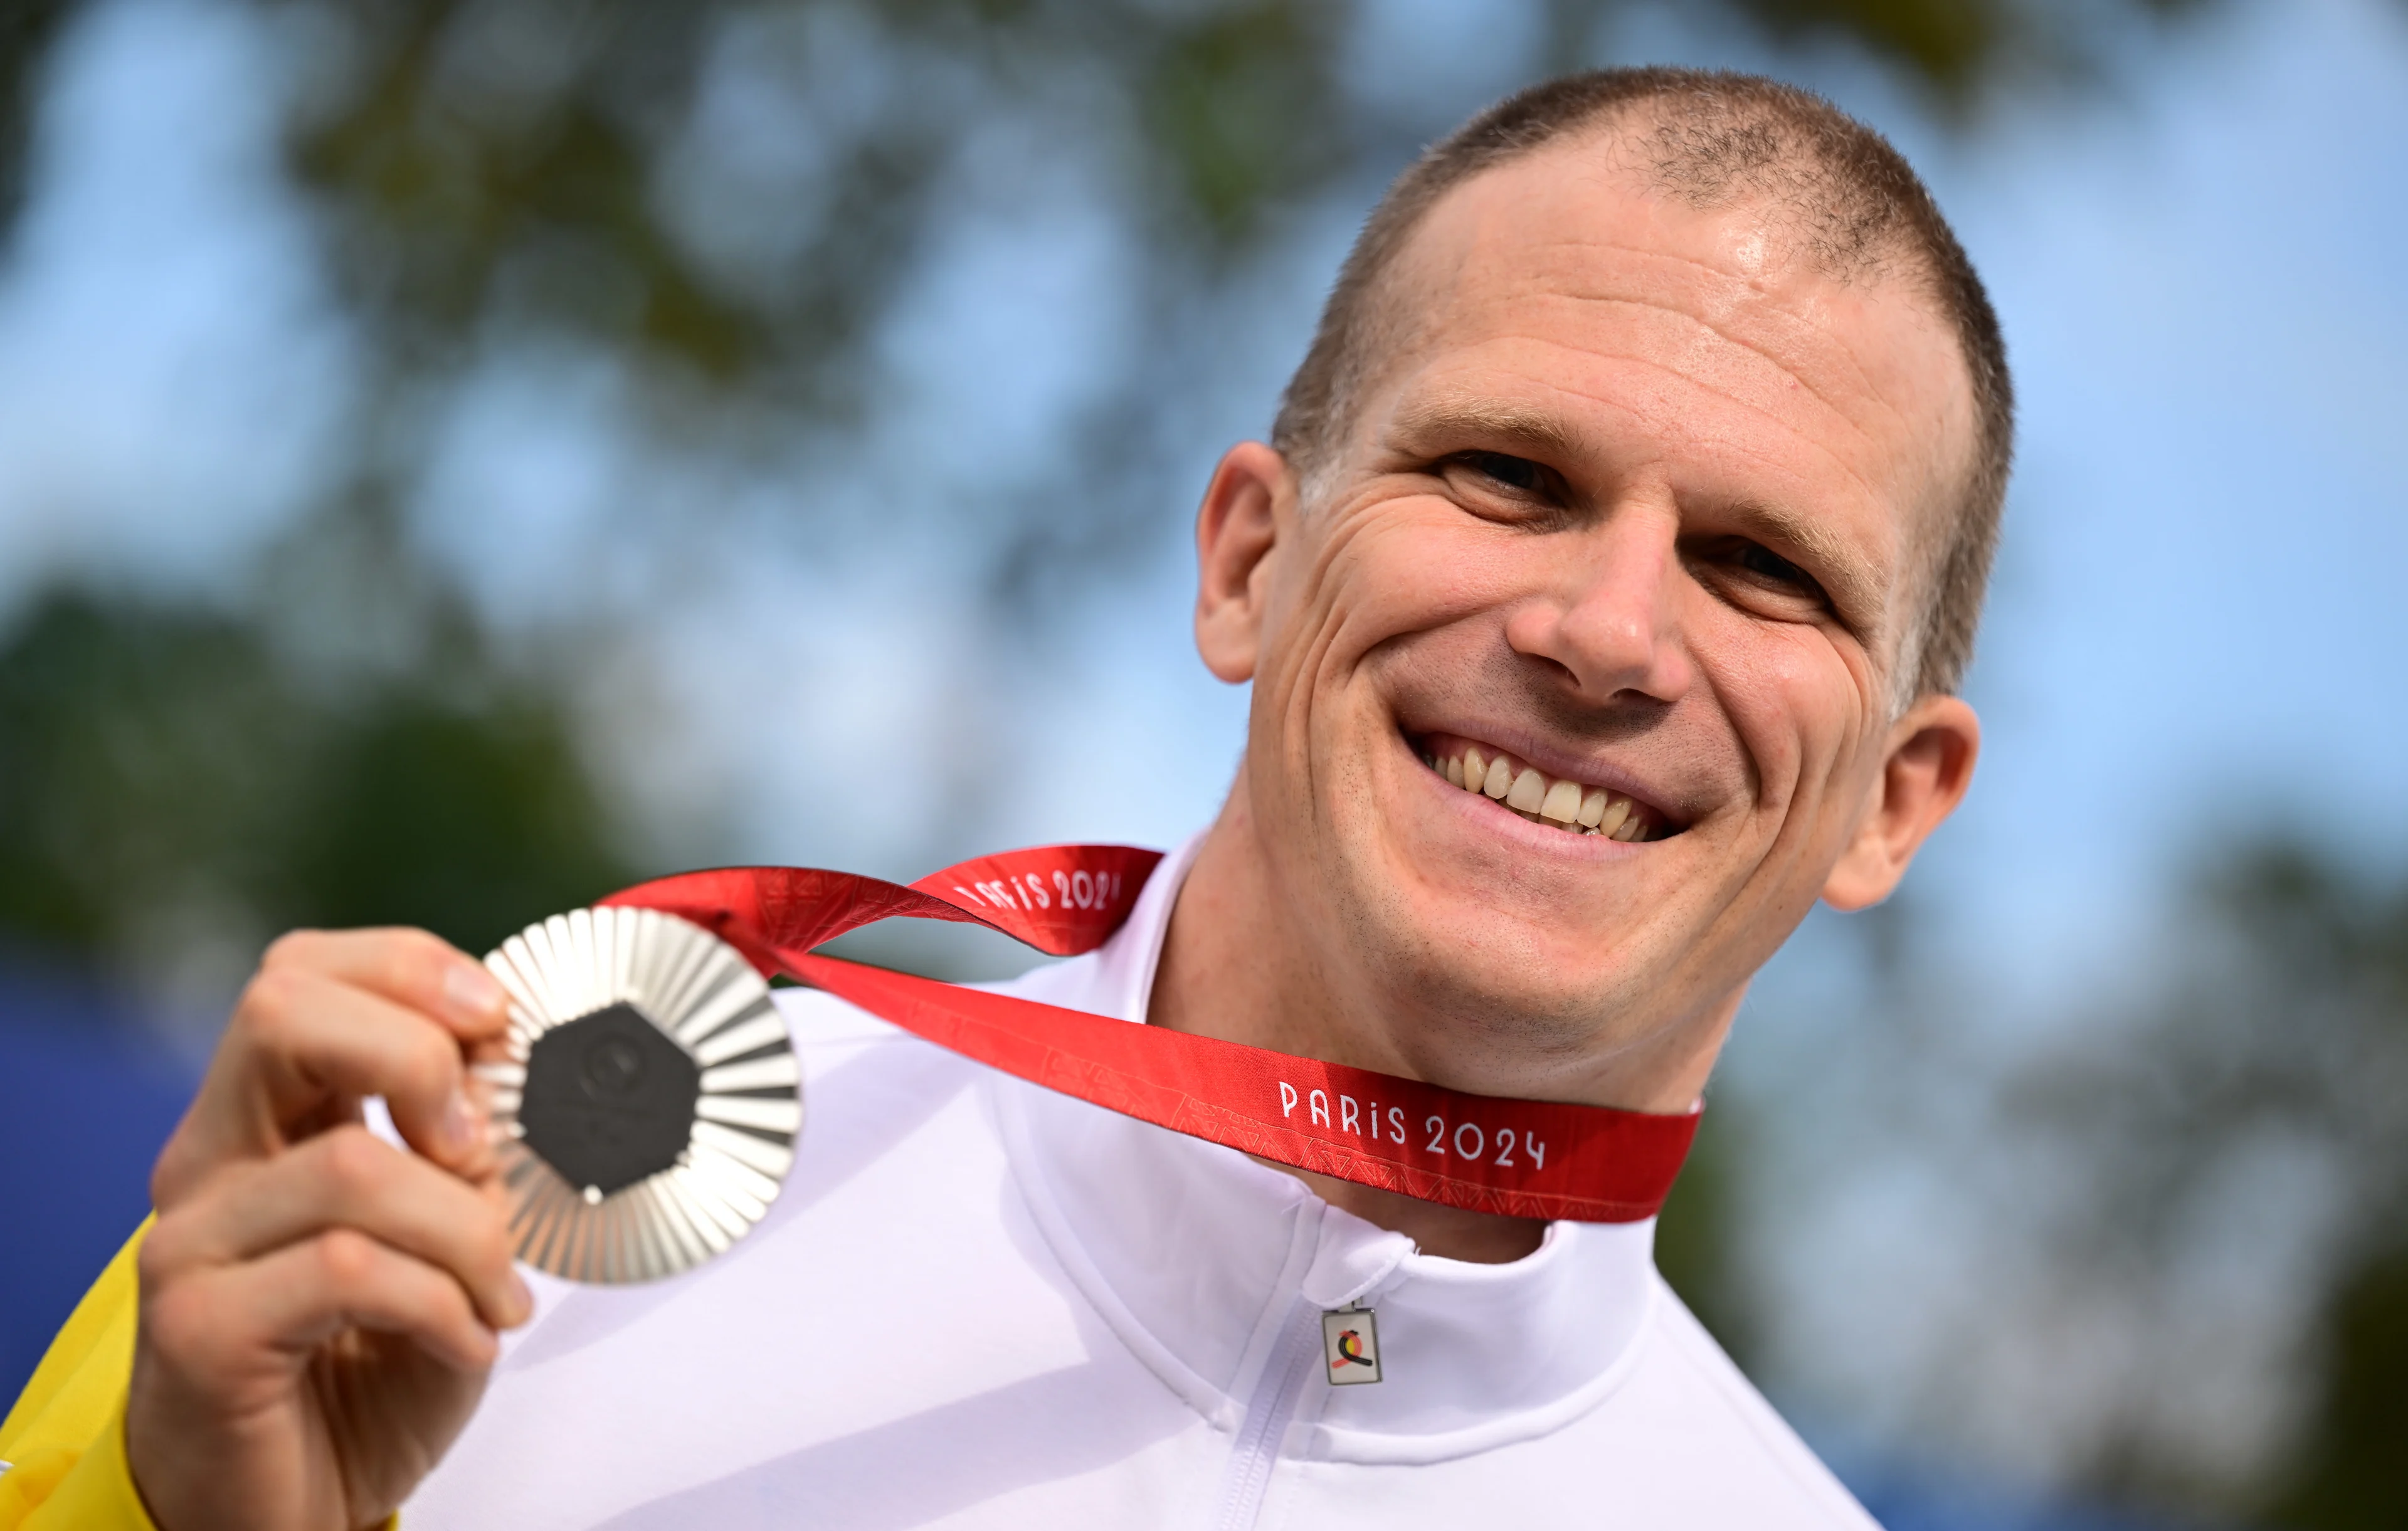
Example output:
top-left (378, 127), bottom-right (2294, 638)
top-left (475, 905), bottom-right (801, 1283)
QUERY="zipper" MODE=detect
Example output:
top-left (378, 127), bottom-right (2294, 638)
top-left (1211, 1298), bottom-right (1323, 1531)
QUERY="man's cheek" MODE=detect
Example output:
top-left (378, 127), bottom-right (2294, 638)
top-left (1347, 500), bottom-right (1524, 619)
top-left (1282, 551), bottom-right (1469, 716)
top-left (1713, 628), bottom-right (1860, 820)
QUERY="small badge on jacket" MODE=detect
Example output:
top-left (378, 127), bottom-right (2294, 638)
top-left (1321, 1307), bottom-right (1382, 1385)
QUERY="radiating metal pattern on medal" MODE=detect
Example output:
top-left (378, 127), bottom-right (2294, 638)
top-left (477, 906), bottom-right (801, 1283)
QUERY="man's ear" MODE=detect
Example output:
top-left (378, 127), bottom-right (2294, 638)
top-left (1822, 692), bottom-right (1981, 912)
top-left (1193, 441), bottom-right (1291, 684)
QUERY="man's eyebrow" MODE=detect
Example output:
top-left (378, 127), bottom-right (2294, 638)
top-left (1381, 398), bottom-right (1590, 463)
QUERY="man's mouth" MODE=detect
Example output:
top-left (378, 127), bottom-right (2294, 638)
top-left (1413, 734), bottom-right (1672, 842)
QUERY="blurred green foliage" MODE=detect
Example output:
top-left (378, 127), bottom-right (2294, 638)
top-left (245, 0), bottom-right (2231, 404)
top-left (1652, 1095), bottom-right (1761, 1363)
top-left (2276, 1246), bottom-right (2408, 1531)
top-left (0, 577), bottom-right (635, 977)
top-left (0, 0), bottom-right (75, 232)
top-left (2007, 841), bottom-right (2408, 1525)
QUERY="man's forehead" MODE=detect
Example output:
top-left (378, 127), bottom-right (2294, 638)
top-left (1365, 131), bottom-right (1975, 551)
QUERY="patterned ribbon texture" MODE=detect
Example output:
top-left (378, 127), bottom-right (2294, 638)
top-left (603, 844), bottom-right (1697, 1223)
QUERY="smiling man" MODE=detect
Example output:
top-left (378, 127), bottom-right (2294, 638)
top-left (3, 66), bottom-right (2003, 1531)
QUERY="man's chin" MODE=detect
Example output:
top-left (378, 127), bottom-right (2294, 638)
top-left (1348, 892), bottom-right (1674, 1059)
top-left (1370, 826), bottom-right (1684, 964)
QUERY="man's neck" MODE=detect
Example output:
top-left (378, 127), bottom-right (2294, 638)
top-left (1145, 791), bottom-right (1727, 1265)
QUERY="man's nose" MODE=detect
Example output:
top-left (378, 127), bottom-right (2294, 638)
top-left (1500, 502), bottom-right (1692, 704)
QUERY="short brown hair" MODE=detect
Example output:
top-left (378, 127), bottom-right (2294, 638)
top-left (1271, 67), bottom-right (2012, 700)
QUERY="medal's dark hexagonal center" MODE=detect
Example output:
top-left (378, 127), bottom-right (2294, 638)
top-left (518, 1001), bottom-right (699, 1197)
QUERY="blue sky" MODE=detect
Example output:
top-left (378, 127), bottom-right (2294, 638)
top-left (1916, 0), bottom-right (2408, 1000)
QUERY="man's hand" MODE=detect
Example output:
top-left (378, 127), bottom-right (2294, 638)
top-left (127, 929), bottom-right (535, 1531)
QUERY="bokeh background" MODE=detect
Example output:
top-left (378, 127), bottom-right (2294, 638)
top-left (3, 0), bottom-right (2404, 1524)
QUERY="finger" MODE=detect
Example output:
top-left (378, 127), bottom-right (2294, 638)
top-left (263, 927), bottom-right (511, 1043)
top-left (145, 1125), bottom-right (532, 1330)
top-left (165, 967), bottom-right (488, 1194)
top-left (149, 1228), bottom-right (502, 1379)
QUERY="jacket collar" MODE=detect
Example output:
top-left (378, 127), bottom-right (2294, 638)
top-left (994, 831), bottom-right (1663, 1462)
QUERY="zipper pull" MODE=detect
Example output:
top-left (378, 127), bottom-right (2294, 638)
top-left (1320, 1302), bottom-right (1382, 1385)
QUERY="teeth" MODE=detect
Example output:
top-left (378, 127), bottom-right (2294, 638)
top-left (1595, 796), bottom-right (1632, 839)
top-left (1506, 767), bottom-right (1546, 813)
top-left (1424, 738), bottom-right (1661, 844)
top-left (1539, 779), bottom-right (1583, 824)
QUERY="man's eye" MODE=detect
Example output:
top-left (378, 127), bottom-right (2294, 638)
top-left (1459, 451), bottom-right (1549, 494)
top-left (1733, 542), bottom-right (1827, 601)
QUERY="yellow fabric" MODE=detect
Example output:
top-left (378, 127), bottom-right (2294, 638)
top-left (1, 1221), bottom-right (397, 1531)
top-left (0, 1221), bottom-right (156, 1530)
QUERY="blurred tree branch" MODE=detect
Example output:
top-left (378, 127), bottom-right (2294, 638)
top-left (0, 0), bottom-right (75, 233)
top-left (246, 0), bottom-right (2229, 397)
top-left (1998, 841), bottom-right (2408, 1522)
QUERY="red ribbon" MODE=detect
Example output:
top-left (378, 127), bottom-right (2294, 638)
top-left (602, 844), bottom-right (1696, 1223)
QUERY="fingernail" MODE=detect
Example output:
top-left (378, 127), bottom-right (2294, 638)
top-left (446, 961), bottom-right (507, 1019)
top-left (507, 1270), bottom-right (534, 1323)
top-left (443, 1087), bottom-right (482, 1154)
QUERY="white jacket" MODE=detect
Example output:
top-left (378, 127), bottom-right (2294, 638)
top-left (407, 834), bottom-right (1877, 1528)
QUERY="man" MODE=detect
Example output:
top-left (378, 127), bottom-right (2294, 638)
top-left (2, 65), bottom-right (2002, 1528)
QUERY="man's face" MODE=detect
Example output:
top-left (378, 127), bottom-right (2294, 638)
top-left (1222, 134), bottom-right (1977, 1088)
